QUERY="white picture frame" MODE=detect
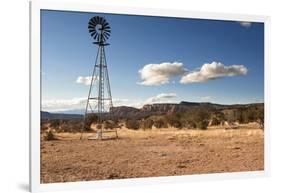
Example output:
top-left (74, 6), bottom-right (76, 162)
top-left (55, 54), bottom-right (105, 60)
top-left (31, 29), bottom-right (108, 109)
top-left (29, 0), bottom-right (270, 192)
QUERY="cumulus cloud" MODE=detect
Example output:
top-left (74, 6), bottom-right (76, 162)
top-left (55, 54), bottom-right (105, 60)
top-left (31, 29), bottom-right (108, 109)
top-left (180, 62), bottom-right (247, 84)
top-left (112, 98), bottom-right (144, 108)
top-left (42, 97), bottom-right (143, 112)
top-left (42, 93), bottom-right (179, 112)
top-left (200, 96), bottom-right (213, 102)
top-left (76, 76), bottom-right (98, 86)
top-left (138, 62), bottom-right (186, 86)
top-left (145, 93), bottom-right (178, 104)
top-left (112, 93), bottom-right (178, 108)
top-left (238, 21), bottom-right (252, 28)
top-left (42, 97), bottom-right (87, 112)
top-left (113, 93), bottom-right (178, 107)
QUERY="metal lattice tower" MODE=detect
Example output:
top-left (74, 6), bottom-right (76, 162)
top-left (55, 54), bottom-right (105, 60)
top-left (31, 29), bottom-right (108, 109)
top-left (81, 16), bottom-right (116, 139)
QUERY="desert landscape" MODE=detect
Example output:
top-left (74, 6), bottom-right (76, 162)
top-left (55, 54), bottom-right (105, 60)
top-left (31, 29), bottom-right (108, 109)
top-left (40, 102), bottom-right (264, 183)
top-left (40, 12), bottom-right (265, 184)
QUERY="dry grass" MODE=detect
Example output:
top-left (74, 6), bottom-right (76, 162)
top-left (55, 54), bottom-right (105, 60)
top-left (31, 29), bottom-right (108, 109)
top-left (41, 124), bottom-right (264, 183)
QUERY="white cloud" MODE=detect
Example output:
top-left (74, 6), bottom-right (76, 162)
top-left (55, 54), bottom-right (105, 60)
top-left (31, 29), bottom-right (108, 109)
top-left (112, 93), bottom-right (178, 108)
top-left (42, 97), bottom-right (87, 112)
top-left (42, 97), bottom-right (143, 112)
top-left (238, 21), bottom-right (252, 28)
top-left (112, 93), bottom-right (178, 107)
top-left (200, 96), bottom-right (213, 102)
top-left (180, 62), bottom-right (247, 84)
top-left (76, 76), bottom-right (98, 86)
top-left (112, 98), bottom-right (143, 108)
top-left (138, 62), bottom-right (186, 86)
top-left (42, 93), bottom-right (179, 112)
top-left (145, 93), bottom-right (178, 104)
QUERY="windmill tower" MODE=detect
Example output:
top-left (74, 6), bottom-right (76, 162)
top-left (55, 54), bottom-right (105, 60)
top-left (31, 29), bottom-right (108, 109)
top-left (82, 16), bottom-right (116, 139)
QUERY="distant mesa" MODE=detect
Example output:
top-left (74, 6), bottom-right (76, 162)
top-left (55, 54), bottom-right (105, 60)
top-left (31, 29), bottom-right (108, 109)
top-left (41, 101), bottom-right (263, 120)
top-left (110, 101), bottom-right (263, 119)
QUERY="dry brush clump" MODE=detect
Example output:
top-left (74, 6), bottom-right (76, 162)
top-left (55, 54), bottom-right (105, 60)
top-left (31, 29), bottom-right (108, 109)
top-left (153, 118), bottom-right (168, 129)
top-left (166, 114), bottom-right (183, 129)
top-left (40, 120), bottom-right (50, 131)
top-left (125, 119), bottom-right (140, 130)
top-left (43, 130), bottom-right (56, 141)
top-left (49, 119), bottom-right (60, 130)
top-left (84, 114), bottom-right (98, 131)
top-left (140, 118), bottom-right (154, 130)
top-left (103, 120), bottom-right (120, 130)
top-left (158, 108), bottom-right (211, 130)
top-left (42, 115), bottom-right (122, 135)
top-left (180, 108), bottom-right (211, 130)
top-left (162, 106), bottom-right (264, 130)
top-left (223, 106), bottom-right (264, 124)
top-left (62, 120), bottom-right (84, 133)
top-left (125, 109), bottom-right (212, 130)
top-left (43, 118), bottom-right (84, 133)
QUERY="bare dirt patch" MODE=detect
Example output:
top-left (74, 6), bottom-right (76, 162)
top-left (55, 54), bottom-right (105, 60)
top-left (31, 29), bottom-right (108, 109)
top-left (41, 125), bottom-right (264, 183)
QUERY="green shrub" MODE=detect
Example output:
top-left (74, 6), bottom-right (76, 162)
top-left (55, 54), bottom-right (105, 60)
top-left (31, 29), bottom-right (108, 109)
top-left (65, 119), bottom-right (83, 133)
top-left (103, 120), bottom-right (119, 130)
top-left (215, 111), bottom-right (226, 122)
top-left (224, 107), bottom-right (264, 124)
top-left (210, 117), bottom-right (220, 126)
top-left (166, 116), bottom-right (182, 128)
top-left (182, 108), bottom-right (210, 129)
top-left (141, 119), bottom-right (154, 130)
top-left (185, 120), bottom-right (196, 129)
top-left (154, 119), bottom-right (167, 128)
top-left (84, 114), bottom-right (98, 131)
top-left (257, 109), bottom-right (264, 129)
top-left (126, 119), bottom-right (140, 130)
top-left (197, 120), bottom-right (209, 130)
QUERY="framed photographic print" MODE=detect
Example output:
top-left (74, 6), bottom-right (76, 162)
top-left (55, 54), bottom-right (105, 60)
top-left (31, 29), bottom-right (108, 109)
top-left (30, 0), bottom-right (270, 192)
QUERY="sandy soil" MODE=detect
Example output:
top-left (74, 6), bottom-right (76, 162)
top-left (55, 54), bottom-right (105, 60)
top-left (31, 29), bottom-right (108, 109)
top-left (41, 124), bottom-right (264, 183)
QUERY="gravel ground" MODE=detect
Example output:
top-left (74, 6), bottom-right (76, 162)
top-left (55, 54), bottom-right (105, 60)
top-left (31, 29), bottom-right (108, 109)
top-left (41, 126), bottom-right (264, 183)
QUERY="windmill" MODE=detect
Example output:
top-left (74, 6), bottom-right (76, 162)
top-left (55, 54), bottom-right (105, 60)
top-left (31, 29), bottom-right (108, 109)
top-left (81, 16), bottom-right (117, 140)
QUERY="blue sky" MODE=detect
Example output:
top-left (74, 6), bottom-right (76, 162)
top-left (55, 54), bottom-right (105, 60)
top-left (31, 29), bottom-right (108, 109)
top-left (41, 10), bottom-right (264, 112)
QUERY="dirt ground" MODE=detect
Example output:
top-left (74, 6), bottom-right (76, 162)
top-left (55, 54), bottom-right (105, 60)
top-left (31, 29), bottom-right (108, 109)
top-left (41, 124), bottom-right (264, 183)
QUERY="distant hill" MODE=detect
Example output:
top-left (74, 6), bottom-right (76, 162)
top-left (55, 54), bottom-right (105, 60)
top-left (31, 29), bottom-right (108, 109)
top-left (41, 111), bottom-right (83, 120)
top-left (41, 101), bottom-right (264, 120)
top-left (110, 101), bottom-right (264, 119)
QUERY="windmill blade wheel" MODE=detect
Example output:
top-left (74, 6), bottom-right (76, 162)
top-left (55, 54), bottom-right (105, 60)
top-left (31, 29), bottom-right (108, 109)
top-left (88, 16), bottom-right (111, 42)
